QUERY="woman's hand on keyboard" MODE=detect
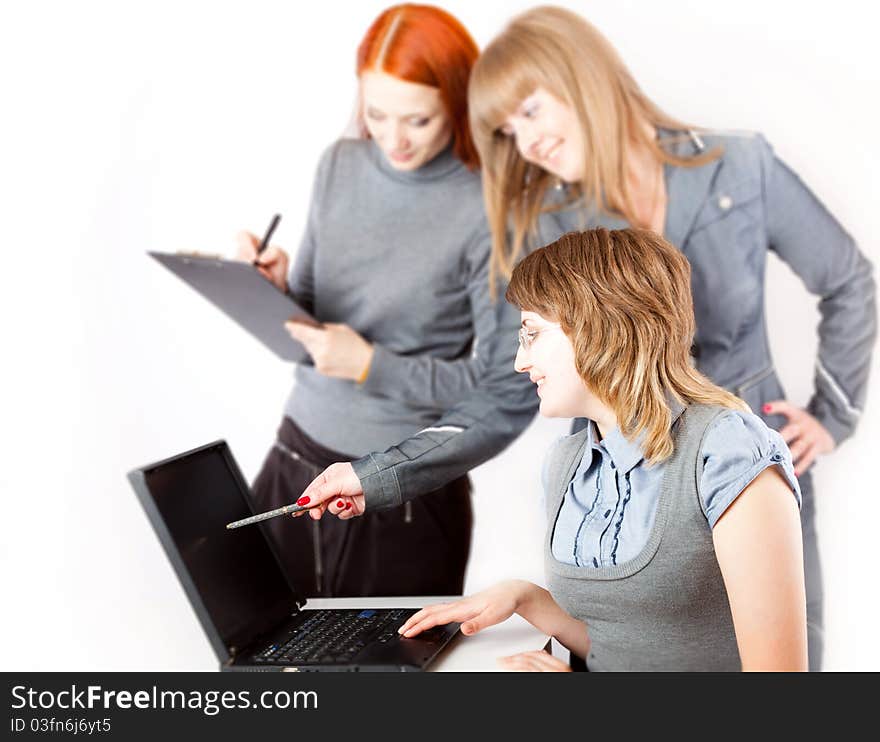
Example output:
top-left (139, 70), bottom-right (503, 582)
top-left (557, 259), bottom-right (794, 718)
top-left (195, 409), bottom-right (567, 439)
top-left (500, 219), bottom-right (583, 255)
top-left (397, 580), bottom-right (534, 638)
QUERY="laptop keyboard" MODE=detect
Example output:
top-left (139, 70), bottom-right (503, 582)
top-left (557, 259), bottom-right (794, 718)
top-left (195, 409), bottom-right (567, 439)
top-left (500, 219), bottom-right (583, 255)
top-left (255, 608), bottom-right (415, 665)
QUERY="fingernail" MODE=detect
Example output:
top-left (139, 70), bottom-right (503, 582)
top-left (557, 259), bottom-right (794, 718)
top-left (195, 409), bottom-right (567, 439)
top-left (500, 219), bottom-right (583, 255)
top-left (336, 500), bottom-right (345, 508)
top-left (344, 502), bottom-right (352, 510)
top-left (296, 496), bottom-right (310, 506)
top-left (762, 404), bottom-right (772, 414)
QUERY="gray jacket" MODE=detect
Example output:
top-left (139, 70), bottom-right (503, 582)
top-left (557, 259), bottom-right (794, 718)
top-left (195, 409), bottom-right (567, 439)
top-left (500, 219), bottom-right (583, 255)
top-left (353, 129), bottom-right (876, 509)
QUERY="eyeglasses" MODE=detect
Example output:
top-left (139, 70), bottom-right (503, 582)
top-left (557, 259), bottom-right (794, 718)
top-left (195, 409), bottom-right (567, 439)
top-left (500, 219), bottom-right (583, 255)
top-left (517, 323), bottom-right (561, 351)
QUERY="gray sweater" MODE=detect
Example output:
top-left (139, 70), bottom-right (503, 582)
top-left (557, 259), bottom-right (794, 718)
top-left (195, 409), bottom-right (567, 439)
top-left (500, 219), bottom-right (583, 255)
top-left (544, 404), bottom-right (742, 671)
top-left (284, 139), bottom-right (499, 457)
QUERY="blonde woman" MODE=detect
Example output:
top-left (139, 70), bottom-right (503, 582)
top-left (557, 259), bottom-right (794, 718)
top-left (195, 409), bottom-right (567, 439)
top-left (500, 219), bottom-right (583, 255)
top-left (461, 7), bottom-right (875, 671)
top-left (300, 6), bottom-right (875, 671)
top-left (400, 228), bottom-right (808, 672)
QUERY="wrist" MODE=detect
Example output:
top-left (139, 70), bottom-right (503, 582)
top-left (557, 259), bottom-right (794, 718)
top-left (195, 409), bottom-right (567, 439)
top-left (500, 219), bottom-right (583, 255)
top-left (506, 579), bottom-right (542, 614)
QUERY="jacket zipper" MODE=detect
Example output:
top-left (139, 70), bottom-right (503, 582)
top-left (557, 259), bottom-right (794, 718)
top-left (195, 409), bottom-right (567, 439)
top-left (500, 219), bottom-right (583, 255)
top-left (274, 440), bottom-right (325, 594)
top-left (404, 501), bottom-right (413, 524)
top-left (734, 365), bottom-right (774, 396)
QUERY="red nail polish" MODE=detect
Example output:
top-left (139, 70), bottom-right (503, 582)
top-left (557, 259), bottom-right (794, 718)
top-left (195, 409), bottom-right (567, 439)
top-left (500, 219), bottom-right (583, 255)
top-left (337, 500), bottom-right (345, 508)
top-left (296, 496), bottom-right (310, 506)
top-left (345, 502), bottom-right (352, 510)
top-left (762, 404), bottom-right (772, 414)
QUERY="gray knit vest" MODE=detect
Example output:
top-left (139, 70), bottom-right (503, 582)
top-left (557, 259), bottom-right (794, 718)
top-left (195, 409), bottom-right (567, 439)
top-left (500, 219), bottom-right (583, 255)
top-left (544, 404), bottom-right (742, 671)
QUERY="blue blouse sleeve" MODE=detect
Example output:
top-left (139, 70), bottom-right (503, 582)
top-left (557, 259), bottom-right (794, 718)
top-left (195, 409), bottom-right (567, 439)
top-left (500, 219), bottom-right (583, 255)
top-left (698, 410), bottom-right (802, 528)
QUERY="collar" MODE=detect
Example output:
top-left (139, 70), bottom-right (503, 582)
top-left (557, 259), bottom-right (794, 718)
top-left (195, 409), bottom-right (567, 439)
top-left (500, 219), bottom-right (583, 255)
top-left (583, 393), bottom-right (687, 475)
top-left (368, 140), bottom-right (466, 184)
top-left (542, 128), bottom-right (722, 246)
top-left (659, 128), bottom-right (723, 250)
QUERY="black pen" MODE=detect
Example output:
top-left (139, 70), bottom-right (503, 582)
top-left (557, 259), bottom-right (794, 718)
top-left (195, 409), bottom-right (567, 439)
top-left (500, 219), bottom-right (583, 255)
top-left (254, 213), bottom-right (281, 266)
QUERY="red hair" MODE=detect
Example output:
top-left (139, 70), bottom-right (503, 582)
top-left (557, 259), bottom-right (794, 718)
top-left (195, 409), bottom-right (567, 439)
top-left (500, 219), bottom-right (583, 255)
top-left (357, 4), bottom-right (480, 169)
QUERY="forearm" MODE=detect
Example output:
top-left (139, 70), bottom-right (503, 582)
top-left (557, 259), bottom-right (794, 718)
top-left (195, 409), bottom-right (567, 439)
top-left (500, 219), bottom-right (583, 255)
top-left (515, 583), bottom-right (591, 660)
top-left (761, 135), bottom-right (876, 444)
top-left (353, 374), bottom-right (537, 509)
top-left (807, 255), bottom-right (876, 444)
top-left (363, 247), bottom-right (498, 407)
top-left (362, 343), bottom-right (481, 408)
top-left (354, 300), bottom-right (538, 509)
top-left (363, 246), bottom-right (512, 408)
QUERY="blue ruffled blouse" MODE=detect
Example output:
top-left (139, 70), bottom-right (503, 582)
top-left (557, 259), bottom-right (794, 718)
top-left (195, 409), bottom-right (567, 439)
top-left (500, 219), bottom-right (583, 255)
top-left (547, 405), bottom-right (801, 568)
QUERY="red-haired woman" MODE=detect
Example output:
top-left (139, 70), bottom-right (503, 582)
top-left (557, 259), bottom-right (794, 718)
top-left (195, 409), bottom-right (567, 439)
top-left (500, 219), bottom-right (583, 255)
top-left (235, 4), bottom-right (495, 598)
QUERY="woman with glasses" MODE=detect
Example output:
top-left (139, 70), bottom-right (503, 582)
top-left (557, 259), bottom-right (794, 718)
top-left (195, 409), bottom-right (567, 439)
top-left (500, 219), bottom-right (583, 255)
top-left (400, 228), bottom-right (808, 671)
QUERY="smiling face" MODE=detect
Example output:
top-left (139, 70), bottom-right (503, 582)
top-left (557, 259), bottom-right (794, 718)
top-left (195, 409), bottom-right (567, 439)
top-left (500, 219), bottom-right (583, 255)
top-left (498, 87), bottom-right (585, 183)
top-left (360, 70), bottom-right (453, 171)
top-left (514, 310), bottom-right (597, 419)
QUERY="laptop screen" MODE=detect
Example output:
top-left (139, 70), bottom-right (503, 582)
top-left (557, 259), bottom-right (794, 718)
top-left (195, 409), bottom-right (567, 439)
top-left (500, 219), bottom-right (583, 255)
top-left (138, 442), bottom-right (298, 653)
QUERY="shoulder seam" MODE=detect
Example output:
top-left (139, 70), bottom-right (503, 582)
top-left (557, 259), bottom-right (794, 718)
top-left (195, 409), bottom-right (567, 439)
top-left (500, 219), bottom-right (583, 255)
top-left (695, 127), bottom-right (759, 139)
top-left (694, 406), bottom-right (735, 519)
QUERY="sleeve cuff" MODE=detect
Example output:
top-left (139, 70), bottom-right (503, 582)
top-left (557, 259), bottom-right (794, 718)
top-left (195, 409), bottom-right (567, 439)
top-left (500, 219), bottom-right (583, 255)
top-left (808, 397), bottom-right (857, 447)
top-left (705, 450), bottom-right (801, 528)
top-left (360, 344), bottom-right (397, 395)
top-left (351, 454), bottom-right (403, 510)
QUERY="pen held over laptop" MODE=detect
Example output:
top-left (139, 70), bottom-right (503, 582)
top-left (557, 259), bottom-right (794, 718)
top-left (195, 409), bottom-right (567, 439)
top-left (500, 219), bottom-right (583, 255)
top-left (226, 501), bottom-right (318, 530)
top-left (127, 440), bottom-right (460, 672)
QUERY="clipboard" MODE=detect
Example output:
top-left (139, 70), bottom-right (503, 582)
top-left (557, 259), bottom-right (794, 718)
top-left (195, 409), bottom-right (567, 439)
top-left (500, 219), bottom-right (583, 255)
top-left (149, 251), bottom-right (318, 362)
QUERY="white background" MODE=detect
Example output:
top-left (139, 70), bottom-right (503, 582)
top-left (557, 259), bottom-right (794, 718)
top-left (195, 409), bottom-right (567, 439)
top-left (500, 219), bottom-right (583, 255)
top-left (1, 0), bottom-right (877, 671)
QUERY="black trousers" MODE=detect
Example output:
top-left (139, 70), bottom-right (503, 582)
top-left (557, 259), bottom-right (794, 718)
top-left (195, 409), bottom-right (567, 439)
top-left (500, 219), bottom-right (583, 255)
top-left (251, 416), bottom-right (473, 598)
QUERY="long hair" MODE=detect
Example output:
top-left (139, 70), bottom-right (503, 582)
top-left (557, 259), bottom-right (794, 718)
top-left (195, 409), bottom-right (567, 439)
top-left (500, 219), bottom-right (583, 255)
top-left (357, 4), bottom-right (480, 169)
top-left (470, 6), bottom-right (721, 283)
top-left (506, 228), bottom-right (746, 464)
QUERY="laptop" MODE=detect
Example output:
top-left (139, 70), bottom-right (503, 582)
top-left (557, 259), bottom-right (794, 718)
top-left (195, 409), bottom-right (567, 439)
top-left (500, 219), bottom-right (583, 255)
top-left (127, 440), bottom-right (460, 672)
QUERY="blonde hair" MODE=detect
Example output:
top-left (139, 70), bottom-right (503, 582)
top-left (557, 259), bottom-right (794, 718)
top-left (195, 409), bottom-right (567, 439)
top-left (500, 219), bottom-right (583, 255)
top-left (469, 6), bottom-right (721, 286)
top-left (506, 228), bottom-right (746, 464)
